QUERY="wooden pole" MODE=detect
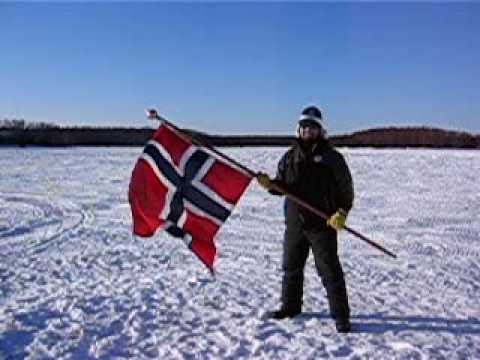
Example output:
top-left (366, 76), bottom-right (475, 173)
top-left (149, 110), bottom-right (255, 178)
top-left (147, 109), bottom-right (397, 259)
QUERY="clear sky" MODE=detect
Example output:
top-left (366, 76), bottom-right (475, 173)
top-left (1, 2), bottom-right (479, 135)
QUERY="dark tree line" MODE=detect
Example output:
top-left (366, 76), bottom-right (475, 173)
top-left (0, 118), bottom-right (58, 130)
top-left (0, 120), bottom-right (478, 148)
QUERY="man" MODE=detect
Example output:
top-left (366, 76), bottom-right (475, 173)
top-left (257, 105), bottom-right (354, 333)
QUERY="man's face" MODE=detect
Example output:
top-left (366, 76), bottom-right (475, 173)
top-left (298, 123), bottom-right (320, 142)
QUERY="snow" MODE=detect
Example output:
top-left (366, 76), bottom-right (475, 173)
top-left (1, 146), bottom-right (479, 359)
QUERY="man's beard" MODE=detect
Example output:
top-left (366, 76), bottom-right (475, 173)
top-left (299, 136), bottom-right (317, 149)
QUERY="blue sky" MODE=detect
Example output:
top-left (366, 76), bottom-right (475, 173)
top-left (1, 2), bottom-right (479, 134)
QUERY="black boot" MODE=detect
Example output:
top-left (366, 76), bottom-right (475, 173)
top-left (267, 308), bottom-right (301, 320)
top-left (335, 318), bottom-right (351, 333)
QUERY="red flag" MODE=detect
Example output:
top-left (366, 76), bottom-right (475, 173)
top-left (128, 123), bottom-right (252, 272)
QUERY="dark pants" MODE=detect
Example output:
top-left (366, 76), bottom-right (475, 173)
top-left (281, 202), bottom-right (350, 320)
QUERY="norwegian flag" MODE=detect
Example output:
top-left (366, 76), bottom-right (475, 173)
top-left (128, 123), bottom-right (252, 272)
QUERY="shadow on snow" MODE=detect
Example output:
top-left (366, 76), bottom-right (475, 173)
top-left (300, 312), bottom-right (480, 335)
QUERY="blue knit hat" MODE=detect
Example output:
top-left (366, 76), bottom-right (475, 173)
top-left (296, 105), bottom-right (326, 138)
top-left (298, 105), bottom-right (322, 128)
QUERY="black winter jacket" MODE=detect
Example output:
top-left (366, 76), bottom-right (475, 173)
top-left (273, 138), bottom-right (354, 230)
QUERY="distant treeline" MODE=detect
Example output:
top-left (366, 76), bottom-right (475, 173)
top-left (332, 127), bottom-right (480, 149)
top-left (0, 119), bottom-right (478, 148)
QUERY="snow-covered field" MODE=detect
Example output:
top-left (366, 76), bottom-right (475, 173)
top-left (1, 146), bottom-right (479, 359)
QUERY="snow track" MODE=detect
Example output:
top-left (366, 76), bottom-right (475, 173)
top-left (0, 193), bottom-right (89, 257)
top-left (0, 147), bottom-right (479, 359)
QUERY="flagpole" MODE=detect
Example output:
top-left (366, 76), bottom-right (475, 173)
top-left (267, 182), bottom-right (397, 258)
top-left (147, 109), bottom-right (256, 178)
top-left (146, 109), bottom-right (397, 259)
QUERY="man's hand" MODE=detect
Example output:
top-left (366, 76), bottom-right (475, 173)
top-left (256, 173), bottom-right (273, 190)
top-left (327, 209), bottom-right (347, 230)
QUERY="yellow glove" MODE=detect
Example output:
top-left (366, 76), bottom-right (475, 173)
top-left (327, 209), bottom-right (347, 230)
top-left (256, 173), bottom-right (273, 190)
